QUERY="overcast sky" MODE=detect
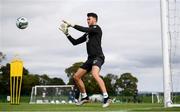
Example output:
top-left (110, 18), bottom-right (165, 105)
top-left (0, 0), bottom-right (180, 92)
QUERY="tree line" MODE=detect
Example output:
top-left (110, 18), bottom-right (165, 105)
top-left (0, 62), bottom-right (138, 96)
top-left (0, 53), bottom-right (138, 102)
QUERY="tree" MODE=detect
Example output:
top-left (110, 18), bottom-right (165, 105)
top-left (103, 73), bottom-right (118, 95)
top-left (0, 63), bottom-right (10, 95)
top-left (22, 74), bottom-right (40, 95)
top-left (115, 73), bottom-right (138, 102)
top-left (0, 52), bottom-right (6, 63)
top-left (50, 77), bottom-right (65, 85)
top-left (39, 74), bottom-right (51, 85)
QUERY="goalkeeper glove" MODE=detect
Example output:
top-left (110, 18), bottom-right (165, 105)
top-left (58, 23), bottom-right (69, 36)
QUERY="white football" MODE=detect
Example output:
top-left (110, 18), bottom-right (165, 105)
top-left (16, 17), bottom-right (28, 29)
top-left (68, 100), bottom-right (72, 104)
top-left (61, 100), bottom-right (66, 104)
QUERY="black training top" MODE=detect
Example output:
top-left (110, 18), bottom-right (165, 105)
top-left (66, 25), bottom-right (104, 58)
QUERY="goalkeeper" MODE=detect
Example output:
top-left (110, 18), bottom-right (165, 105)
top-left (59, 12), bottom-right (111, 108)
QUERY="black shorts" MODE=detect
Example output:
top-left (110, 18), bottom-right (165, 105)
top-left (80, 55), bottom-right (105, 72)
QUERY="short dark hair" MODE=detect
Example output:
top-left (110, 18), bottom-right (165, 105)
top-left (87, 12), bottom-right (98, 22)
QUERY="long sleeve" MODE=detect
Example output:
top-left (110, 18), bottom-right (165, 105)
top-left (66, 33), bottom-right (87, 45)
top-left (73, 25), bottom-right (99, 33)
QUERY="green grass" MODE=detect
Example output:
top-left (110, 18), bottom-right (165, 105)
top-left (1, 103), bottom-right (180, 112)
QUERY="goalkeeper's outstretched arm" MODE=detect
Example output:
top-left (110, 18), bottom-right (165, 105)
top-left (73, 25), bottom-right (98, 33)
top-left (62, 20), bottom-right (99, 33)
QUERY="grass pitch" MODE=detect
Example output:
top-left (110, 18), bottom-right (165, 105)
top-left (1, 103), bottom-right (180, 112)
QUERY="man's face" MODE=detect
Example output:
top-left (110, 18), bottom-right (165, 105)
top-left (87, 16), bottom-right (96, 26)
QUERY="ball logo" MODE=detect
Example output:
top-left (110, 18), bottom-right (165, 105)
top-left (93, 25), bottom-right (97, 28)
